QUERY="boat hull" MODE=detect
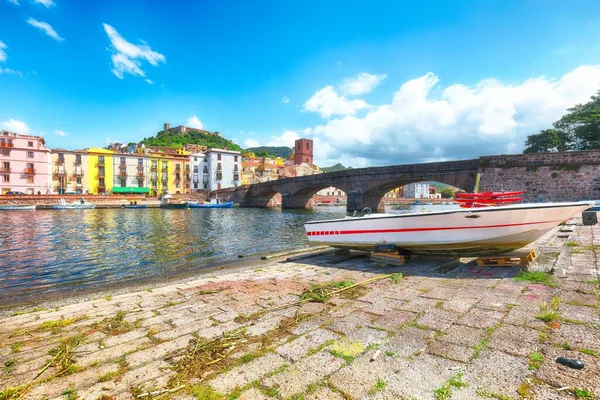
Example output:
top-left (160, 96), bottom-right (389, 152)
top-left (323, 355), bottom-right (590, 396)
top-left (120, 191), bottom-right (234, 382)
top-left (160, 203), bottom-right (189, 209)
top-left (188, 201), bottom-right (233, 209)
top-left (123, 205), bottom-right (148, 209)
top-left (52, 204), bottom-right (96, 209)
top-left (304, 202), bottom-right (592, 257)
top-left (0, 205), bottom-right (36, 211)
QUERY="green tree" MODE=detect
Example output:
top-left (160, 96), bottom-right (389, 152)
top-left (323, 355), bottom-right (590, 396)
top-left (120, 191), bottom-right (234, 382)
top-left (523, 129), bottom-right (570, 153)
top-left (439, 187), bottom-right (455, 199)
top-left (554, 90), bottom-right (600, 150)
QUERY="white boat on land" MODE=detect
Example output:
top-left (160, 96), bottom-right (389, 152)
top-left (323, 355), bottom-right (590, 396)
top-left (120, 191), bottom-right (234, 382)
top-left (304, 201), bottom-right (593, 257)
top-left (0, 205), bottom-right (36, 211)
top-left (52, 198), bottom-right (96, 210)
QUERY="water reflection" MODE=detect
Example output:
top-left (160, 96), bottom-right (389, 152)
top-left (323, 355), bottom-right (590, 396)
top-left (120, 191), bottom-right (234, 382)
top-left (0, 207), bottom-right (346, 302)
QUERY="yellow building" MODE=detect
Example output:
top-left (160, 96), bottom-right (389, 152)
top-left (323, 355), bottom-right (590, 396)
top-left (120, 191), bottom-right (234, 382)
top-left (86, 148), bottom-right (114, 194)
top-left (147, 147), bottom-right (190, 196)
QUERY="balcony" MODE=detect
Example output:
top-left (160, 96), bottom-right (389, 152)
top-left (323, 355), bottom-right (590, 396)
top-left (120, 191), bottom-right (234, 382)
top-left (0, 167), bottom-right (10, 174)
top-left (74, 160), bottom-right (82, 166)
top-left (0, 142), bottom-right (14, 148)
top-left (55, 169), bottom-right (67, 176)
top-left (98, 185), bottom-right (106, 192)
top-left (24, 168), bottom-right (36, 175)
top-left (97, 159), bottom-right (105, 166)
top-left (137, 170), bottom-right (145, 177)
top-left (73, 170), bottom-right (84, 177)
top-left (56, 158), bottom-right (65, 165)
top-left (119, 171), bottom-right (127, 177)
top-left (151, 165), bottom-right (158, 171)
top-left (98, 171), bottom-right (105, 177)
top-left (233, 173), bottom-right (240, 181)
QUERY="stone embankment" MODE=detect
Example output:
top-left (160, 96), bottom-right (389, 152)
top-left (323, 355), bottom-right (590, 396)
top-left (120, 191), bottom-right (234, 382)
top-left (0, 218), bottom-right (598, 399)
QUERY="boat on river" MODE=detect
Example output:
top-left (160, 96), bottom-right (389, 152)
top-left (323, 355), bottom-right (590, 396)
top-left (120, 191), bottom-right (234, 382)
top-left (123, 204), bottom-right (148, 209)
top-left (188, 201), bottom-right (233, 209)
top-left (159, 194), bottom-right (188, 209)
top-left (304, 200), bottom-right (593, 257)
top-left (52, 198), bottom-right (96, 210)
top-left (0, 205), bottom-right (36, 211)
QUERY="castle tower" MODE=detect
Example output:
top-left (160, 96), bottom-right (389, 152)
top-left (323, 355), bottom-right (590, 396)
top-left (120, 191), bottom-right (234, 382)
top-left (294, 138), bottom-right (313, 166)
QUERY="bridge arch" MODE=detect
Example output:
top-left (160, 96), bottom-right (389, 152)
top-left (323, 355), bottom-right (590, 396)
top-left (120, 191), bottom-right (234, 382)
top-left (282, 184), bottom-right (351, 209)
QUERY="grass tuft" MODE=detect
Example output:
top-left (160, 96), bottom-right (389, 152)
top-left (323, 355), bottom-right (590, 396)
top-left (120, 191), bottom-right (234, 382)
top-left (514, 271), bottom-right (558, 288)
top-left (528, 351), bottom-right (543, 370)
top-left (390, 273), bottom-right (404, 283)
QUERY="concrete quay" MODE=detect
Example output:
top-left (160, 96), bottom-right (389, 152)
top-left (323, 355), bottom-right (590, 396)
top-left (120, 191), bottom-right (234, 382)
top-left (0, 219), bottom-right (598, 399)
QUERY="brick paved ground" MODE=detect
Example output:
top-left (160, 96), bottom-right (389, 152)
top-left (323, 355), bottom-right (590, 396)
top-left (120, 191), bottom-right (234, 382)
top-left (0, 217), bottom-right (598, 399)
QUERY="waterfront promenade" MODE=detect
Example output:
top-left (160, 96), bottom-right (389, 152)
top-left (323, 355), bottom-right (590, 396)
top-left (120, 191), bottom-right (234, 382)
top-left (0, 219), bottom-right (598, 399)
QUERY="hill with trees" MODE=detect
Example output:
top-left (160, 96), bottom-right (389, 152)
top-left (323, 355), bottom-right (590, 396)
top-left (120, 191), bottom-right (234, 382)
top-left (321, 163), bottom-right (353, 173)
top-left (140, 129), bottom-right (243, 151)
top-left (244, 146), bottom-right (292, 159)
top-left (524, 91), bottom-right (600, 152)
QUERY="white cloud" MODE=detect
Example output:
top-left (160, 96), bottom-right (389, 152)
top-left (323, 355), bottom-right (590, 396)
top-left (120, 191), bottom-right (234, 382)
top-left (244, 138), bottom-right (259, 148)
top-left (103, 23), bottom-right (165, 80)
top-left (27, 18), bottom-right (64, 41)
top-left (1, 119), bottom-right (30, 134)
top-left (282, 96), bottom-right (290, 104)
top-left (339, 72), bottom-right (387, 96)
top-left (145, 79), bottom-right (153, 85)
top-left (0, 67), bottom-right (23, 77)
top-left (53, 129), bottom-right (67, 137)
top-left (7, 0), bottom-right (19, 4)
top-left (303, 86), bottom-right (370, 118)
top-left (0, 41), bottom-right (8, 62)
top-left (297, 65), bottom-right (600, 166)
top-left (32, 0), bottom-right (54, 7)
top-left (186, 115), bottom-right (203, 129)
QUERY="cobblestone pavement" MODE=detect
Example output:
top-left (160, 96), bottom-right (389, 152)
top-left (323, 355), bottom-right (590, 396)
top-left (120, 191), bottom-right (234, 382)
top-left (1, 217), bottom-right (598, 399)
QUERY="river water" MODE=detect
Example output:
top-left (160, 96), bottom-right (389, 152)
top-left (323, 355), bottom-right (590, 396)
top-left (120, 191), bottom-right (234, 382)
top-left (0, 204), bottom-right (458, 304)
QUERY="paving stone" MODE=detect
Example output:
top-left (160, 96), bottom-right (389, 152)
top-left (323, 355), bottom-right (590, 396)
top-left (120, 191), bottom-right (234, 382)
top-left (427, 340), bottom-right (472, 363)
top-left (383, 288), bottom-right (422, 302)
top-left (395, 297), bottom-right (440, 313)
top-left (326, 312), bottom-right (373, 335)
top-left (371, 310), bottom-right (416, 332)
top-left (440, 297), bottom-right (480, 313)
top-left (420, 286), bottom-right (457, 300)
top-left (275, 329), bottom-right (339, 362)
top-left (559, 303), bottom-right (599, 325)
top-left (457, 308), bottom-right (504, 329)
top-left (328, 349), bottom-right (407, 399)
top-left (77, 337), bottom-right (152, 367)
top-left (437, 324), bottom-right (486, 347)
top-left (346, 326), bottom-right (389, 346)
top-left (383, 354), bottom-right (458, 399)
top-left (487, 325), bottom-right (540, 356)
top-left (416, 308), bottom-right (461, 331)
top-left (534, 347), bottom-right (600, 396)
top-left (463, 349), bottom-right (530, 398)
top-left (264, 351), bottom-right (343, 398)
top-left (120, 359), bottom-right (172, 387)
top-left (551, 323), bottom-right (600, 353)
top-left (126, 334), bottom-right (192, 368)
top-left (208, 352), bottom-right (288, 394)
top-left (477, 293), bottom-right (519, 311)
top-left (380, 326), bottom-right (433, 358)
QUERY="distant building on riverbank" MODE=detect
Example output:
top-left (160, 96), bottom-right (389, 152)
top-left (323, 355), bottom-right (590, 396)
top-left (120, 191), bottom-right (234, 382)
top-left (51, 149), bottom-right (88, 194)
top-left (404, 182), bottom-right (430, 198)
top-left (0, 130), bottom-right (51, 195)
top-left (190, 148), bottom-right (241, 192)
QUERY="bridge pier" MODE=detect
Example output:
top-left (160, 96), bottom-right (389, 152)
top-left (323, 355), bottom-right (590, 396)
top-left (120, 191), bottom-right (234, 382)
top-left (281, 193), bottom-right (313, 209)
top-left (347, 190), bottom-right (381, 213)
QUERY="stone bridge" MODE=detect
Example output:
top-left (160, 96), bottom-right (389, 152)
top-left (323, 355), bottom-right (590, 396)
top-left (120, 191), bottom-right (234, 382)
top-left (213, 150), bottom-right (600, 213)
top-left (219, 159), bottom-right (480, 212)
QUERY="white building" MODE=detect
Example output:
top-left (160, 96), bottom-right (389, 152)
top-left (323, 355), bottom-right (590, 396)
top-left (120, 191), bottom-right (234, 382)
top-left (190, 148), bottom-right (241, 192)
top-left (404, 182), bottom-right (430, 199)
top-left (315, 186), bottom-right (346, 196)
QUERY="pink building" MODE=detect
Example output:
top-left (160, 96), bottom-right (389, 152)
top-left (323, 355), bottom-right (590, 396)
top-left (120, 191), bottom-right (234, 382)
top-left (0, 130), bottom-right (52, 194)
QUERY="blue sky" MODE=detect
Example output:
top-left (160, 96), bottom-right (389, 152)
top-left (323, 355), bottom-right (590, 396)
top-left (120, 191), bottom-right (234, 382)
top-left (1, 0), bottom-right (600, 166)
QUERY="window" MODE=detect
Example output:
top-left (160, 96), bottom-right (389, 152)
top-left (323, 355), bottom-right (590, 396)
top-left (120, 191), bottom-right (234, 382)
top-left (162, 162), bottom-right (167, 168)
top-left (120, 179), bottom-right (126, 187)
top-left (120, 157), bottom-right (126, 166)
top-left (193, 166), bottom-right (198, 173)
top-left (176, 182), bottom-right (180, 188)
top-left (75, 154), bottom-right (81, 164)
top-left (217, 154), bottom-right (221, 161)
top-left (99, 178), bottom-right (105, 187)
top-left (138, 158), bottom-right (143, 166)
top-left (27, 176), bottom-right (34, 183)
top-left (98, 167), bottom-right (105, 176)
top-left (152, 180), bottom-right (157, 189)
top-left (152, 161), bottom-right (157, 168)
top-left (193, 183), bottom-right (198, 189)
top-left (194, 157), bottom-right (197, 161)
top-left (2, 175), bottom-right (8, 182)
top-left (76, 177), bottom-right (82, 185)
top-left (176, 164), bottom-right (181, 171)
top-left (2, 150), bottom-right (8, 156)
top-left (2, 161), bottom-right (9, 171)
top-left (234, 156), bottom-right (238, 162)
top-left (27, 151), bottom-right (34, 158)
top-left (98, 156), bottom-right (105, 164)
top-left (234, 164), bottom-right (238, 171)
top-left (203, 183), bottom-right (208, 189)
top-left (217, 183), bottom-right (221, 190)
top-left (306, 142), bottom-right (309, 150)
top-left (138, 179), bottom-right (144, 188)
top-left (297, 143), bottom-right (300, 149)
top-left (27, 163), bottom-right (34, 170)
top-left (28, 141), bottom-right (33, 147)
top-left (217, 163), bottom-right (222, 171)
top-left (203, 166), bottom-right (208, 173)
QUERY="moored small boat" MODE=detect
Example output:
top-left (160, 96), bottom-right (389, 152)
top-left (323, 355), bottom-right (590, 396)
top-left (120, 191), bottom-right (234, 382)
top-left (188, 201), bottom-right (233, 209)
top-left (52, 198), bottom-right (96, 210)
top-left (0, 204), bottom-right (36, 211)
top-left (123, 204), bottom-right (148, 209)
top-left (304, 200), bottom-right (593, 257)
top-left (159, 194), bottom-right (188, 209)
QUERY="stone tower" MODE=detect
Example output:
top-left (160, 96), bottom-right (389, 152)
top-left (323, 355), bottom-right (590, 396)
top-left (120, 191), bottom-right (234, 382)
top-left (294, 138), bottom-right (313, 166)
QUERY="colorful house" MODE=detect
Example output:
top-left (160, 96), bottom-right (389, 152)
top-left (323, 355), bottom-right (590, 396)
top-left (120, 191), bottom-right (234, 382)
top-left (86, 148), bottom-right (114, 194)
top-left (51, 149), bottom-right (88, 194)
top-left (0, 130), bottom-right (51, 194)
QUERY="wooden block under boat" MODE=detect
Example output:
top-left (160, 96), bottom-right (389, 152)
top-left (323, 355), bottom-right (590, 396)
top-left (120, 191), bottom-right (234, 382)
top-left (476, 249), bottom-right (537, 267)
top-left (371, 252), bottom-right (405, 266)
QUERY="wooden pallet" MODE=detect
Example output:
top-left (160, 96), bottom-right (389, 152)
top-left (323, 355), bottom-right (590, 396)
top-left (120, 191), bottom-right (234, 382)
top-left (476, 249), bottom-right (536, 267)
top-left (371, 252), bottom-right (405, 266)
